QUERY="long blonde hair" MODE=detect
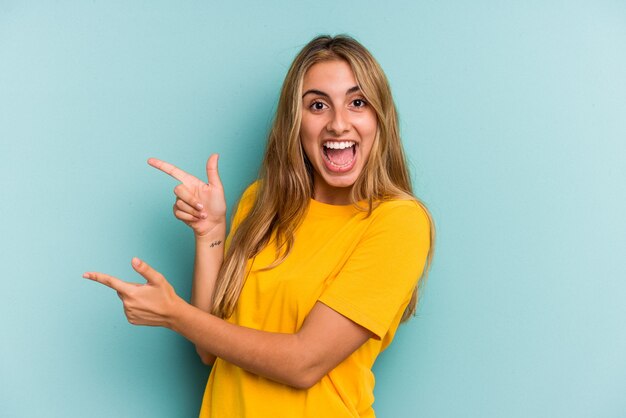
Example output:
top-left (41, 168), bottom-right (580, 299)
top-left (212, 35), bottom-right (434, 321)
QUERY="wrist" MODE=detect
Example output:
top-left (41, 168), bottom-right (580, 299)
top-left (165, 294), bottom-right (189, 331)
top-left (195, 234), bottom-right (225, 249)
top-left (195, 224), bottom-right (226, 244)
top-left (168, 299), bottom-right (206, 335)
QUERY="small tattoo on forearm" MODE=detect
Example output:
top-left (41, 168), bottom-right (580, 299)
top-left (209, 240), bottom-right (222, 248)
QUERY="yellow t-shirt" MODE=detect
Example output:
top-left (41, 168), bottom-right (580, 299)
top-left (199, 183), bottom-right (431, 418)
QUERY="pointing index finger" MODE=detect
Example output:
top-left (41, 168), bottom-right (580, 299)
top-left (83, 271), bottom-right (134, 294)
top-left (148, 158), bottom-right (192, 184)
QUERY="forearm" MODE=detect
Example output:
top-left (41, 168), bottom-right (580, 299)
top-left (169, 302), bottom-right (312, 388)
top-left (190, 226), bottom-right (226, 312)
top-left (190, 225), bottom-right (226, 365)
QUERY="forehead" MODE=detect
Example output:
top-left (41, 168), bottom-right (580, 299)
top-left (302, 60), bottom-right (358, 92)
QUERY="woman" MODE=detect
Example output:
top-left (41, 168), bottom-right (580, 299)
top-left (84, 35), bottom-right (434, 417)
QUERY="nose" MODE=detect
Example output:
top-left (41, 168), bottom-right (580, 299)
top-left (326, 108), bottom-right (351, 135)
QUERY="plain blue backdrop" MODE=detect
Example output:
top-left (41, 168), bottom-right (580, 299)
top-left (1, 1), bottom-right (625, 417)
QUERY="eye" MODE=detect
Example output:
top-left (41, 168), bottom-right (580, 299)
top-left (309, 101), bottom-right (328, 111)
top-left (351, 98), bottom-right (367, 108)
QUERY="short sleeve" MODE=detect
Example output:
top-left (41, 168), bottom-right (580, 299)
top-left (318, 201), bottom-right (431, 339)
top-left (225, 181), bottom-right (259, 249)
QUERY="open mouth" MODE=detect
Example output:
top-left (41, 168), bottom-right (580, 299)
top-left (322, 140), bottom-right (357, 170)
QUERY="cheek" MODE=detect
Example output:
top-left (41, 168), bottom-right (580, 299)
top-left (301, 115), bottom-right (320, 136)
top-left (361, 141), bottom-right (375, 164)
top-left (359, 118), bottom-right (378, 160)
top-left (359, 117), bottom-right (378, 144)
top-left (366, 114), bottom-right (378, 137)
top-left (300, 117), bottom-right (322, 150)
top-left (300, 139), bottom-right (315, 162)
top-left (299, 133), bottom-right (315, 161)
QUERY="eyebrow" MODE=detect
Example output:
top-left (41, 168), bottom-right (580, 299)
top-left (302, 85), bottom-right (361, 99)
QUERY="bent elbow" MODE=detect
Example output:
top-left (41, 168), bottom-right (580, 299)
top-left (283, 344), bottom-right (328, 389)
top-left (200, 355), bottom-right (215, 366)
top-left (196, 347), bottom-right (216, 366)
top-left (287, 367), bottom-right (324, 390)
top-left (290, 377), bottom-right (316, 390)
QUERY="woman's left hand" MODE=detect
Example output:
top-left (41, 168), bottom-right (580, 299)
top-left (83, 258), bottom-right (184, 328)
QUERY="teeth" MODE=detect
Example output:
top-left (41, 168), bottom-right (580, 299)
top-left (323, 141), bottom-right (355, 149)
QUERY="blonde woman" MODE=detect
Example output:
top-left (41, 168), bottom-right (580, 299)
top-left (84, 35), bottom-right (434, 417)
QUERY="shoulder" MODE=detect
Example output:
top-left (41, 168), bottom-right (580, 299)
top-left (370, 198), bottom-right (431, 232)
top-left (236, 180), bottom-right (261, 211)
top-left (240, 180), bottom-right (261, 201)
top-left (230, 180), bottom-right (261, 230)
top-left (352, 198), bottom-right (432, 255)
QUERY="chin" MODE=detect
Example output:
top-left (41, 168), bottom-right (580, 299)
top-left (322, 173), bottom-right (359, 189)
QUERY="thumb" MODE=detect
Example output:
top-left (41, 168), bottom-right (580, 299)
top-left (131, 257), bottom-right (165, 285)
top-left (205, 154), bottom-right (223, 189)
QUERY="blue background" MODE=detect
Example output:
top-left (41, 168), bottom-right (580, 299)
top-left (1, 1), bottom-right (625, 417)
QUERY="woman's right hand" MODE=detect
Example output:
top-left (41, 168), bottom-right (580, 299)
top-left (148, 154), bottom-right (226, 238)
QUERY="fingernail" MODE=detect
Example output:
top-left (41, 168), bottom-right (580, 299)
top-left (196, 203), bottom-right (204, 210)
top-left (200, 212), bottom-right (207, 219)
top-left (82, 273), bottom-right (89, 279)
top-left (132, 257), bottom-right (141, 267)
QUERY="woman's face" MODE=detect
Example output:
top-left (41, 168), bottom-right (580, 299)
top-left (300, 59), bottom-right (377, 205)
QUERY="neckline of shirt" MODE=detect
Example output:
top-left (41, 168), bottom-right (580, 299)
top-left (308, 197), bottom-right (367, 217)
